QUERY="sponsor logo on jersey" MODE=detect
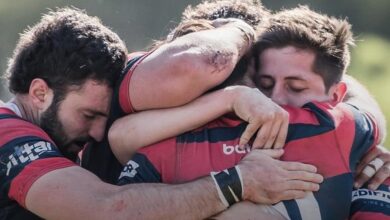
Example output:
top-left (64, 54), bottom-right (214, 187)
top-left (352, 188), bottom-right (390, 204)
top-left (6, 141), bottom-right (54, 176)
top-left (119, 160), bottom-right (140, 180)
top-left (222, 144), bottom-right (250, 155)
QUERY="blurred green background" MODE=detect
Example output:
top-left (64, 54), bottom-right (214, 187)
top-left (0, 0), bottom-right (389, 146)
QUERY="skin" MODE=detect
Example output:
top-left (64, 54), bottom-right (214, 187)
top-left (129, 19), bottom-right (256, 111)
top-left (256, 46), bottom-right (390, 189)
top-left (3, 8), bottom-right (315, 219)
top-left (216, 45), bottom-right (387, 219)
top-left (255, 46), bottom-right (344, 107)
top-left (14, 79), bottom-right (321, 219)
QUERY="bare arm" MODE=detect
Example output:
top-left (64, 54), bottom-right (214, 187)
top-left (343, 75), bottom-right (390, 189)
top-left (26, 166), bottom-right (225, 220)
top-left (25, 150), bottom-right (322, 220)
top-left (109, 86), bottom-right (288, 164)
top-left (130, 19), bottom-right (255, 111)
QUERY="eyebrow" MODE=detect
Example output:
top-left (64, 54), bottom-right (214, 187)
top-left (84, 109), bottom-right (108, 117)
top-left (285, 76), bottom-right (305, 81)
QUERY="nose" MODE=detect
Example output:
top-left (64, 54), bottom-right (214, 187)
top-left (88, 118), bottom-right (107, 142)
top-left (270, 86), bottom-right (288, 106)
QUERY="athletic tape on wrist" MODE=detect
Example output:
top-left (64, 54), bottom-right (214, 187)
top-left (210, 166), bottom-right (243, 207)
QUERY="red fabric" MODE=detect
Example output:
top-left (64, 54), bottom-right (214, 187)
top-left (118, 52), bottom-right (150, 114)
top-left (0, 108), bottom-right (54, 147)
top-left (8, 157), bottom-right (76, 207)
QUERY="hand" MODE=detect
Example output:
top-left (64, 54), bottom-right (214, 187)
top-left (355, 145), bottom-right (390, 190)
top-left (228, 86), bottom-right (289, 149)
top-left (238, 149), bottom-right (323, 204)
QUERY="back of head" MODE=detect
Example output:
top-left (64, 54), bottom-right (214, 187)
top-left (253, 5), bottom-right (354, 90)
top-left (6, 7), bottom-right (127, 96)
top-left (152, 0), bottom-right (269, 48)
top-left (182, 0), bottom-right (269, 31)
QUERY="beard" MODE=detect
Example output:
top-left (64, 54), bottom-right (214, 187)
top-left (40, 96), bottom-right (90, 161)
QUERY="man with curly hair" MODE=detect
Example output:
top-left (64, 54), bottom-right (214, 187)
top-left (0, 4), bottom-right (325, 220)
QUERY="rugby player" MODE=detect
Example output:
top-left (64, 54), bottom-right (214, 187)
top-left (112, 6), bottom-right (387, 219)
top-left (0, 7), bottom-right (323, 220)
top-left (81, 1), bottom-right (325, 206)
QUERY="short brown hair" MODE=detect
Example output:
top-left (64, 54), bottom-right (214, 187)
top-left (253, 5), bottom-right (354, 90)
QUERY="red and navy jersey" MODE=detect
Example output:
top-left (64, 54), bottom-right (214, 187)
top-left (0, 108), bottom-right (76, 219)
top-left (81, 53), bottom-right (149, 183)
top-left (350, 179), bottom-right (390, 220)
top-left (117, 102), bottom-right (380, 220)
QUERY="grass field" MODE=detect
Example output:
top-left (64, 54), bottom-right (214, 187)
top-left (349, 34), bottom-right (390, 147)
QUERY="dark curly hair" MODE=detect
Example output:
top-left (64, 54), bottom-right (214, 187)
top-left (182, 0), bottom-right (269, 31)
top-left (6, 7), bottom-right (127, 96)
top-left (253, 6), bottom-right (354, 90)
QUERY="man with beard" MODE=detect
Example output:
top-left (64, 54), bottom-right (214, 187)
top-left (0, 7), bottom-right (323, 220)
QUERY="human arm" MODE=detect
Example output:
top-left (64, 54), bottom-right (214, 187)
top-left (342, 74), bottom-right (389, 189)
top-left (343, 74), bottom-right (386, 142)
top-left (26, 150), bottom-right (322, 220)
top-left (109, 86), bottom-right (288, 164)
top-left (129, 19), bottom-right (255, 111)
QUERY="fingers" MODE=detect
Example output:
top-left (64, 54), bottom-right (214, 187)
top-left (355, 146), bottom-right (390, 188)
top-left (263, 119), bottom-right (283, 149)
top-left (273, 118), bottom-right (288, 149)
top-left (258, 149), bottom-right (284, 159)
top-left (286, 170), bottom-right (324, 184)
top-left (252, 121), bottom-right (273, 149)
top-left (239, 118), bottom-right (261, 147)
top-left (280, 161), bottom-right (318, 173)
top-left (356, 147), bottom-right (381, 174)
top-left (367, 163), bottom-right (390, 190)
top-left (283, 180), bottom-right (320, 192)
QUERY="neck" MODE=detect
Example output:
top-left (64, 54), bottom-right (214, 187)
top-left (10, 95), bottom-right (41, 125)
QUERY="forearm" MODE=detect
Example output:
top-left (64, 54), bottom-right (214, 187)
top-left (109, 177), bottom-right (225, 220)
top-left (130, 20), bottom-right (255, 111)
top-left (343, 74), bottom-right (387, 143)
top-left (109, 87), bottom-right (238, 164)
top-left (26, 167), bottom-right (225, 220)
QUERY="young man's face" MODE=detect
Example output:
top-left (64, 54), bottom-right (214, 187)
top-left (40, 80), bottom-right (112, 160)
top-left (255, 46), bottom-right (336, 107)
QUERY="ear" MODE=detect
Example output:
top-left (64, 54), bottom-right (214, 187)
top-left (29, 78), bottom-right (54, 110)
top-left (330, 82), bottom-right (347, 103)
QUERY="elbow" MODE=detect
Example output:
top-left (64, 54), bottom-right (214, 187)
top-left (177, 47), bottom-right (238, 87)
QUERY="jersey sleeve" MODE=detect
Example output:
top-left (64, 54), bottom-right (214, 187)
top-left (350, 179), bottom-right (390, 220)
top-left (0, 113), bottom-right (76, 208)
top-left (117, 153), bottom-right (162, 185)
top-left (117, 52), bottom-right (151, 114)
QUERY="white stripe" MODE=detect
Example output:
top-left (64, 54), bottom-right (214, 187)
top-left (296, 192), bottom-right (322, 220)
top-left (4, 102), bottom-right (22, 117)
top-left (352, 189), bottom-right (390, 203)
top-left (235, 165), bottom-right (244, 199)
top-left (273, 202), bottom-right (291, 220)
